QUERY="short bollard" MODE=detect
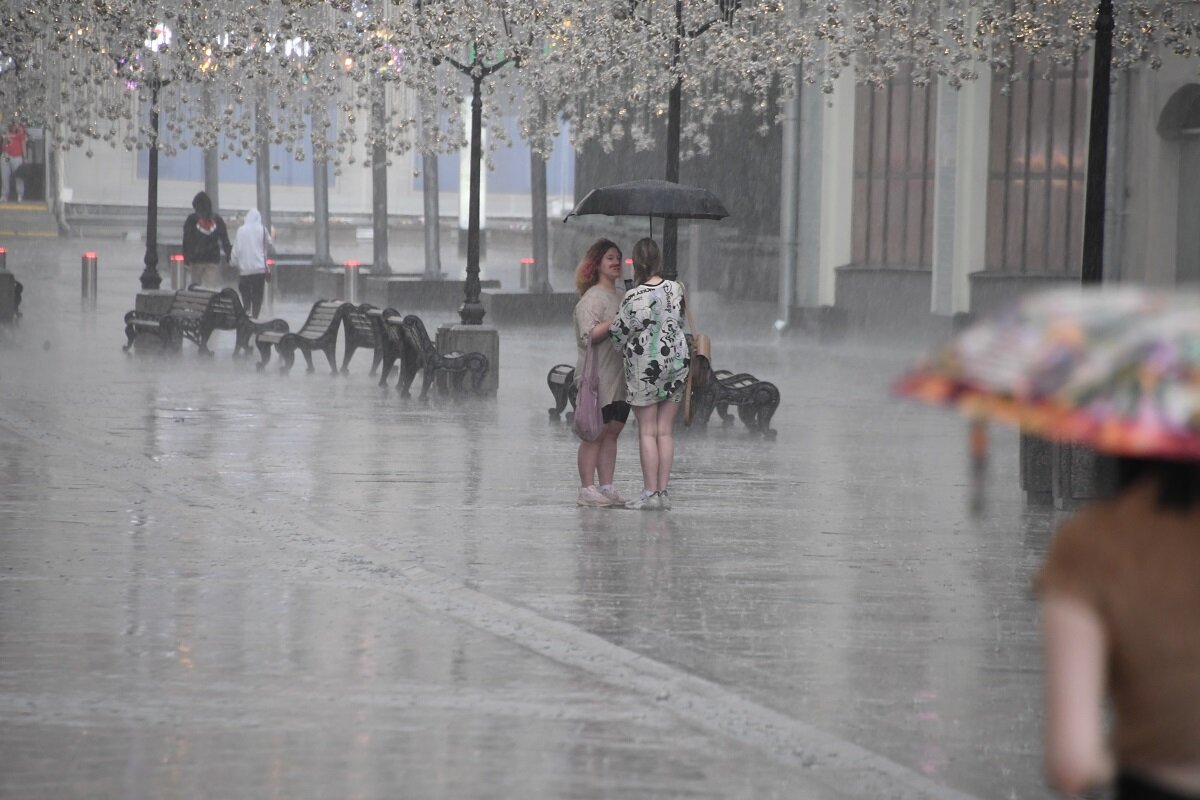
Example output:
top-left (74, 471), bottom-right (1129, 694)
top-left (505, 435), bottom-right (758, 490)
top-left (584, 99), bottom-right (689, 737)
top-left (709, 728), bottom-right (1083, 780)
top-left (343, 261), bottom-right (360, 304)
top-left (81, 251), bottom-right (98, 311)
top-left (519, 257), bottom-right (535, 289)
top-left (265, 258), bottom-right (276, 315)
top-left (0, 247), bottom-right (7, 271)
top-left (169, 253), bottom-right (187, 290)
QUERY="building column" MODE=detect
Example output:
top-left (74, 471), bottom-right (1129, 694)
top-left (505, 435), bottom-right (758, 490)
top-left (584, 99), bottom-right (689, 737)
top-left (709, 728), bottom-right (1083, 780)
top-left (931, 70), bottom-right (991, 317)
top-left (809, 68), bottom-right (855, 308)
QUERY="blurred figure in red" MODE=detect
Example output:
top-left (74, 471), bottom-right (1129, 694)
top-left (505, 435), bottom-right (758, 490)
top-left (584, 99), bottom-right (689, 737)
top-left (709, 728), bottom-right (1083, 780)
top-left (1, 121), bottom-right (27, 203)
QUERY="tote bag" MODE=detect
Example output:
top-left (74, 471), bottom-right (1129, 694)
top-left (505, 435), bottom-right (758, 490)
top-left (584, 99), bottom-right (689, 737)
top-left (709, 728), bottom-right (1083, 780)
top-left (572, 342), bottom-right (605, 442)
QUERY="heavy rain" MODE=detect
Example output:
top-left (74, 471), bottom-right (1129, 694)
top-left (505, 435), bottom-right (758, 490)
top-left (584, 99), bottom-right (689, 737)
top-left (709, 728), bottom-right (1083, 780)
top-left (3, 1), bottom-right (1199, 798)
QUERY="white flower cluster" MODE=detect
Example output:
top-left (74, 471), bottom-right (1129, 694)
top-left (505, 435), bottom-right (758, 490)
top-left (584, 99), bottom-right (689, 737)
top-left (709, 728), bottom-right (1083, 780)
top-left (0, 0), bottom-right (1196, 165)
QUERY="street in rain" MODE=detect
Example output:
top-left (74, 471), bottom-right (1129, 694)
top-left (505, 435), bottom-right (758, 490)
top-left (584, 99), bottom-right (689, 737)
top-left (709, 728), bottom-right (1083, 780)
top-left (2, 1), bottom-right (1199, 798)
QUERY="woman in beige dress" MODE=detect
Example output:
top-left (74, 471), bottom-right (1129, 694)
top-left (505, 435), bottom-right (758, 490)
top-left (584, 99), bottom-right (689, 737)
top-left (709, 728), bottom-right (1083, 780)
top-left (572, 239), bottom-right (629, 507)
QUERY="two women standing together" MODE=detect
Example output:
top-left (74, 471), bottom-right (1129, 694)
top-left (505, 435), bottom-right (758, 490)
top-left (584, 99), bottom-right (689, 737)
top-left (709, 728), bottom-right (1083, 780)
top-left (573, 237), bottom-right (691, 510)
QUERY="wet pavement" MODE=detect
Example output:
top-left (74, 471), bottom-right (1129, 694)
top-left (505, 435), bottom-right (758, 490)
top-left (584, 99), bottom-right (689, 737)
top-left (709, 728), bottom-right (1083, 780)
top-left (0, 236), bottom-right (1065, 799)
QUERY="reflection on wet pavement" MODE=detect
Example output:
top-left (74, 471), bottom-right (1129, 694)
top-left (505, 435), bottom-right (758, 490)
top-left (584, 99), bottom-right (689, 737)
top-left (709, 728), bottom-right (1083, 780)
top-left (0, 240), bottom-right (1062, 798)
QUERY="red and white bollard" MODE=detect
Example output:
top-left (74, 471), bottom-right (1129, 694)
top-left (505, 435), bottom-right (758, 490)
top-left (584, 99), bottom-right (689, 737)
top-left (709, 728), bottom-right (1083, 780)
top-left (169, 253), bottom-right (187, 290)
top-left (343, 261), bottom-right (360, 304)
top-left (81, 252), bottom-right (98, 311)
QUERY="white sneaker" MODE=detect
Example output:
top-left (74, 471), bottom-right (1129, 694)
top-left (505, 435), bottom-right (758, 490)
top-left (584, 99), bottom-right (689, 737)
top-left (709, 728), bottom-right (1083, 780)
top-left (658, 489), bottom-right (671, 510)
top-left (599, 485), bottom-right (626, 505)
top-left (625, 490), bottom-right (661, 511)
top-left (577, 486), bottom-right (612, 507)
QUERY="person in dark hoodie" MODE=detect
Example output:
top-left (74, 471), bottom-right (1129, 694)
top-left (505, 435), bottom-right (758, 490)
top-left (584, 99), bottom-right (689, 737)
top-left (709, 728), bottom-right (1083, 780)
top-left (182, 191), bottom-right (232, 288)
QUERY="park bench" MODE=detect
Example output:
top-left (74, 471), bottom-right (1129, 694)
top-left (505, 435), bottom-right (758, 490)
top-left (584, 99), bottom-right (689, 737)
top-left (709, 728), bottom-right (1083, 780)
top-left (690, 369), bottom-right (780, 438)
top-left (366, 307), bottom-right (415, 388)
top-left (205, 289), bottom-right (291, 359)
top-left (398, 314), bottom-right (489, 400)
top-left (543, 363), bottom-right (780, 438)
top-left (257, 299), bottom-right (349, 374)
top-left (547, 363), bottom-right (578, 420)
top-left (340, 303), bottom-right (382, 374)
top-left (123, 286), bottom-right (233, 354)
top-left (201, 286), bottom-right (289, 358)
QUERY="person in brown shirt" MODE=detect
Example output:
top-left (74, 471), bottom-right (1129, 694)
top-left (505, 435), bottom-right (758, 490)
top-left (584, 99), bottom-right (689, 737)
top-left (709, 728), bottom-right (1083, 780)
top-left (1036, 457), bottom-right (1200, 799)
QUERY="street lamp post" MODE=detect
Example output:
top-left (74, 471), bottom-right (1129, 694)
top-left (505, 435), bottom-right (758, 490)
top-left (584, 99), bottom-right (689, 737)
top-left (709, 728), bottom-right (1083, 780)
top-left (1081, 0), bottom-right (1115, 285)
top-left (662, 0), bottom-right (684, 280)
top-left (656, 0), bottom-right (739, 280)
top-left (138, 26), bottom-right (172, 291)
top-left (460, 73), bottom-right (486, 324)
top-left (139, 76), bottom-right (164, 291)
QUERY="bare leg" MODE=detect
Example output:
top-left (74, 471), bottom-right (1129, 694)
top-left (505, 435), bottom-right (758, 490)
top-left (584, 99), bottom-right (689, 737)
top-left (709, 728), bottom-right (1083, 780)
top-left (577, 438), bottom-right (602, 487)
top-left (633, 404), bottom-right (660, 493)
top-left (597, 420), bottom-right (624, 486)
top-left (656, 398), bottom-right (679, 491)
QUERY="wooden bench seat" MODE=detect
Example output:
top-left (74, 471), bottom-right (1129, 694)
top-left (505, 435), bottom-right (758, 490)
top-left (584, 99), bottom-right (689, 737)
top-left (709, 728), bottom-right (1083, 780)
top-left (547, 363), bottom-right (578, 420)
top-left (123, 287), bottom-right (231, 354)
top-left (341, 303), bottom-right (381, 374)
top-left (398, 314), bottom-right (488, 400)
top-left (544, 362), bottom-right (780, 438)
top-left (367, 307), bottom-right (415, 388)
top-left (260, 299), bottom-right (350, 373)
top-left (692, 369), bottom-right (780, 438)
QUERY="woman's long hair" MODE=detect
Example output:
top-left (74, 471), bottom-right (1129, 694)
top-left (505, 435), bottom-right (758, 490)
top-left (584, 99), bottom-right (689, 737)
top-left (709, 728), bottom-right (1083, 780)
top-left (575, 238), bottom-right (621, 296)
top-left (632, 238), bottom-right (661, 286)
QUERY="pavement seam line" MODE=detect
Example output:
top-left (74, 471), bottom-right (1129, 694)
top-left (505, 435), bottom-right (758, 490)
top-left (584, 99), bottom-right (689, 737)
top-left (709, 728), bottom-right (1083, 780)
top-left (0, 406), bottom-right (980, 800)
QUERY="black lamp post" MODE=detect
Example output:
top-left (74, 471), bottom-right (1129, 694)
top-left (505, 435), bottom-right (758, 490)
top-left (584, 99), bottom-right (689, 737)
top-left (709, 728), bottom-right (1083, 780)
top-left (660, 0), bottom-right (739, 280)
top-left (443, 51), bottom-right (514, 325)
top-left (140, 75), bottom-right (164, 291)
top-left (461, 73), bottom-right (486, 324)
top-left (134, 27), bottom-right (171, 292)
top-left (1081, 0), bottom-right (1115, 285)
top-left (662, 0), bottom-right (684, 280)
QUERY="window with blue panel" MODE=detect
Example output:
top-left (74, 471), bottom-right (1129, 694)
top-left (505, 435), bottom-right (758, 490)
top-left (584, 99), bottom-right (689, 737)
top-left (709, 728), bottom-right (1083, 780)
top-left (418, 116), bottom-right (574, 196)
top-left (137, 110), bottom-right (336, 188)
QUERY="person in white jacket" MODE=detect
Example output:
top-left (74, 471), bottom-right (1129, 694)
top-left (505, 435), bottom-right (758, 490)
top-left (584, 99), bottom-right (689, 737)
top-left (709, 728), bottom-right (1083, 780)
top-left (230, 208), bottom-right (273, 318)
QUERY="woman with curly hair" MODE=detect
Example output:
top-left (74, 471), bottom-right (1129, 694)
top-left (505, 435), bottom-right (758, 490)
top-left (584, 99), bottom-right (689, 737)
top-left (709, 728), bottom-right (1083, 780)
top-left (571, 238), bottom-right (629, 507)
top-left (610, 238), bottom-right (689, 511)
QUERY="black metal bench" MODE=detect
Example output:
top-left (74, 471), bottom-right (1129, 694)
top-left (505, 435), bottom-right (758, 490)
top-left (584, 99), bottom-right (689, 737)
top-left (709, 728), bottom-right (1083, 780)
top-left (367, 307), bottom-right (415, 388)
top-left (257, 299), bottom-right (349, 374)
top-left (544, 362), bottom-right (779, 437)
top-left (547, 363), bottom-right (577, 420)
top-left (691, 369), bottom-right (780, 438)
top-left (203, 289), bottom-right (291, 359)
top-left (123, 287), bottom-right (232, 354)
top-left (398, 314), bottom-right (489, 400)
top-left (341, 303), bottom-right (381, 374)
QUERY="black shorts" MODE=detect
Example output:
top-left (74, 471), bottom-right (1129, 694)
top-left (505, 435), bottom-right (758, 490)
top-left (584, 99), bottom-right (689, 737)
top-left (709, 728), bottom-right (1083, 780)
top-left (1118, 773), bottom-right (1200, 800)
top-left (602, 401), bottom-right (630, 425)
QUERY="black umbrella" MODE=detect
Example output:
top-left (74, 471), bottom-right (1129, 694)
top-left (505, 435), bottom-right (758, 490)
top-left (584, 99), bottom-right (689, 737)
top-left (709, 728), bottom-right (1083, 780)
top-left (564, 179), bottom-right (729, 232)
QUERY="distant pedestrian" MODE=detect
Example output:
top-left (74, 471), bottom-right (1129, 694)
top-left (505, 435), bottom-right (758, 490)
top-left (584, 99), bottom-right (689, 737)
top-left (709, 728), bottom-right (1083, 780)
top-left (573, 238), bottom-right (629, 508)
top-left (182, 190), bottom-right (232, 288)
top-left (610, 238), bottom-right (689, 511)
top-left (1, 121), bottom-right (27, 203)
top-left (230, 208), bottom-right (273, 318)
top-left (1036, 457), bottom-right (1200, 799)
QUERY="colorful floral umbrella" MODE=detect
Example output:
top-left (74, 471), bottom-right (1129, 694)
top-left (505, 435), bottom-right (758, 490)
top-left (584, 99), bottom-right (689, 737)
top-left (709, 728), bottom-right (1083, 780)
top-left (895, 286), bottom-right (1200, 459)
